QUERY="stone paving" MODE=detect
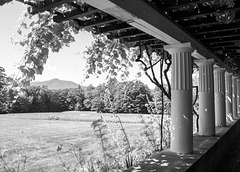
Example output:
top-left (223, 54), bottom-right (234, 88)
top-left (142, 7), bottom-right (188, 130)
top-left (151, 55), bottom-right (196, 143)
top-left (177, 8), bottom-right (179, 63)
top-left (214, 133), bottom-right (240, 172)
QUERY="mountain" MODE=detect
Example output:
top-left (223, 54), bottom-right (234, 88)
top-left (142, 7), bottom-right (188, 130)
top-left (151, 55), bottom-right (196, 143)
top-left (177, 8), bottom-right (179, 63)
top-left (31, 78), bottom-right (79, 90)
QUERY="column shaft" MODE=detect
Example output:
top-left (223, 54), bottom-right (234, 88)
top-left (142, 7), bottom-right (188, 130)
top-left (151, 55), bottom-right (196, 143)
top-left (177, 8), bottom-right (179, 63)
top-left (164, 43), bottom-right (193, 153)
top-left (237, 78), bottom-right (240, 115)
top-left (225, 72), bottom-right (233, 119)
top-left (196, 59), bottom-right (215, 136)
top-left (214, 68), bottom-right (226, 127)
top-left (232, 76), bottom-right (238, 118)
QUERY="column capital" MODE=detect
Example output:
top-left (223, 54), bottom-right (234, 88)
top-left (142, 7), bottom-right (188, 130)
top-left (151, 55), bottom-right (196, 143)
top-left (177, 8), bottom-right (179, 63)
top-left (233, 75), bottom-right (239, 79)
top-left (225, 72), bottom-right (233, 76)
top-left (164, 42), bottom-right (194, 54)
top-left (195, 59), bottom-right (215, 66)
top-left (192, 50), bottom-right (206, 60)
top-left (214, 67), bottom-right (226, 73)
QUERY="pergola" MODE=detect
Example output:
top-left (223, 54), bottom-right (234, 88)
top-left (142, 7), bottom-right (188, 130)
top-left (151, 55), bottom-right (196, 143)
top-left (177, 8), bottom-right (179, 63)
top-left (14, 0), bottom-right (240, 171)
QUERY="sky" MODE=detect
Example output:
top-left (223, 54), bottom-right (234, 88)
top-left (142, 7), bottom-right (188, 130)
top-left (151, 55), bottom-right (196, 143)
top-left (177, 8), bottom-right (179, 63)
top-left (0, 1), bottom-right (156, 89)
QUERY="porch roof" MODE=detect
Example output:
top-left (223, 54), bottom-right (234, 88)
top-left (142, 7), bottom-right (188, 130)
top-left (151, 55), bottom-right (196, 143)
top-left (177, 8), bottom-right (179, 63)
top-left (18, 0), bottom-right (240, 73)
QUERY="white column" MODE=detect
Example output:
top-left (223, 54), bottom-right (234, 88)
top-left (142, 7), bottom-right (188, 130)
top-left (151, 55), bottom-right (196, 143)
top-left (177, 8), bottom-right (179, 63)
top-left (214, 68), bottom-right (226, 127)
top-left (232, 75), bottom-right (238, 118)
top-left (164, 42), bottom-right (193, 153)
top-left (237, 77), bottom-right (240, 115)
top-left (195, 59), bottom-right (215, 136)
top-left (225, 72), bottom-right (233, 120)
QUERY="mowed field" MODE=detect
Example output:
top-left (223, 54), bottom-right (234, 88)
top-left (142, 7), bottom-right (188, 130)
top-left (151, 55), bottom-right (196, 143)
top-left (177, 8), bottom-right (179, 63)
top-left (0, 111), bottom-right (144, 172)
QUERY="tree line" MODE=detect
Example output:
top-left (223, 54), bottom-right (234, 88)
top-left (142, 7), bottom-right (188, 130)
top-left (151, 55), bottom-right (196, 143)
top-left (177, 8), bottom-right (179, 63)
top-left (0, 76), bottom-right (161, 114)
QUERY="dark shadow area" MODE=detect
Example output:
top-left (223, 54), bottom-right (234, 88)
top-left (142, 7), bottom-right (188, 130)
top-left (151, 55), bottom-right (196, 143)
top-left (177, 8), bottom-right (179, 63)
top-left (125, 118), bottom-right (240, 172)
top-left (214, 133), bottom-right (240, 172)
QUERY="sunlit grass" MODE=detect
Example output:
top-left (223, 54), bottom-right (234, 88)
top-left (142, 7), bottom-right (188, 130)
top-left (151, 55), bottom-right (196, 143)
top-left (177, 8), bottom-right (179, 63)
top-left (0, 111), bottom-right (143, 172)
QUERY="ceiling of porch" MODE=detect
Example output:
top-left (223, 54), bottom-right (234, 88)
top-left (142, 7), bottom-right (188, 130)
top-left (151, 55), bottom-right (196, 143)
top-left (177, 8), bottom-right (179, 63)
top-left (19, 0), bottom-right (240, 73)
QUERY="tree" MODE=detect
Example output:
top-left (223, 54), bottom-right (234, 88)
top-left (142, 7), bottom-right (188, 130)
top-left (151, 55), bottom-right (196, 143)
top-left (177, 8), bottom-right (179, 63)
top-left (21, 86), bottom-right (48, 112)
top-left (112, 80), bottom-right (153, 114)
top-left (0, 67), bottom-right (9, 90)
top-left (83, 85), bottom-right (95, 110)
top-left (11, 96), bottom-right (31, 113)
top-left (66, 88), bottom-right (85, 111)
top-left (0, 67), bottom-right (13, 114)
top-left (90, 84), bottom-right (107, 112)
top-left (11, 5), bottom-right (80, 84)
top-left (46, 89), bottom-right (63, 112)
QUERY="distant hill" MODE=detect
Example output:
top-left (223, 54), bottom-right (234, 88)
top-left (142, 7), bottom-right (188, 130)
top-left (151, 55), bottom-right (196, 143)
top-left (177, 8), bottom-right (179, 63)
top-left (31, 78), bottom-right (80, 90)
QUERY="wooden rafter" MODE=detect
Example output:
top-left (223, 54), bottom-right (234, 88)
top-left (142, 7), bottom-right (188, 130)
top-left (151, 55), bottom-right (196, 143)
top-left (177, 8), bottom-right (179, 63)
top-left (183, 12), bottom-right (240, 28)
top-left (93, 22), bottom-right (134, 34)
top-left (197, 31), bottom-right (240, 40)
top-left (53, 7), bottom-right (101, 23)
top-left (150, 44), bottom-right (164, 49)
top-left (67, 2), bottom-right (81, 9)
top-left (28, 0), bottom-right (73, 15)
top-left (74, 16), bottom-right (119, 28)
top-left (135, 40), bottom-right (164, 47)
top-left (225, 54), bottom-right (240, 57)
top-left (160, 0), bottom-right (214, 11)
top-left (216, 49), bottom-right (239, 52)
top-left (202, 36), bottom-right (240, 44)
top-left (210, 43), bottom-right (238, 48)
top-left (173, 4), bottom-right (240, 20)
top-left (120, 35), bottom-right (157, 43)
top-left (206, 41), bottom-right (236, 45)
top-left (219, 52), bottom-right (240, 56)
top-left (17, 0), bottom-right (240, 73)
top-left (191, 22), bottom-right (240, 34)
top-left (214, 50), bottom-right (240, 55)
top-left (107, 29), bottom-right (146, 39)
top-left (211, 45), bottom-right (239, 50)
top-left (200, 34), bottom-right (240, 40)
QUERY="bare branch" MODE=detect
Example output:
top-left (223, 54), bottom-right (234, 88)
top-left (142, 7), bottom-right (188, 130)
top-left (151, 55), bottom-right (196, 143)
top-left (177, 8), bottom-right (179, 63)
top-left (144, 44), bottom-right (170, 100)
top-left (145, 58), bottom-right (161, 70)
top-left (163, 53), bottom-right (172, 99)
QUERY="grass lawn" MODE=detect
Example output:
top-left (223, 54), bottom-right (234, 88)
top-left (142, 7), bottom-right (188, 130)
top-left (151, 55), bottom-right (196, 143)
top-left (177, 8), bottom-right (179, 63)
top-left (0, 111), bottom-right (145, 172)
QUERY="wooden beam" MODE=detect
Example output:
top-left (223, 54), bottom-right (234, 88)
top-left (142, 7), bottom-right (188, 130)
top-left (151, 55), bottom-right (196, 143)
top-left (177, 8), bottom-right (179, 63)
top-left (28, 0), bottom-right (73, 15)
